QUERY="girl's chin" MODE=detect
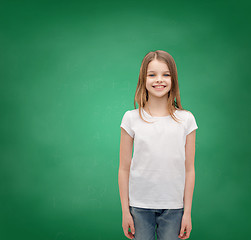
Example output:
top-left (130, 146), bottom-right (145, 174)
top-left (149, 91), bottom-right (169, 97)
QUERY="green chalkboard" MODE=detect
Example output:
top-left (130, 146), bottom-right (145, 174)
top-left (0, 0), bottom-right (250, 239)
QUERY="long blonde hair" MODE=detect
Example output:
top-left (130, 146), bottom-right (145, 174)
top-left (134, 50), bottom-right (186, 124)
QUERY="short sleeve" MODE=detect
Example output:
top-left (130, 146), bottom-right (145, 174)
top-left (120, 111), bottom-right (134, 138)
top-left (185, 111), bottom-right (198, 136)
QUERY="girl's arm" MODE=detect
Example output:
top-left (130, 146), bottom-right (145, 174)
top-left (118, 128), bottom-right (134, 215)
top-left (184, 130), bottom-right (197, 215)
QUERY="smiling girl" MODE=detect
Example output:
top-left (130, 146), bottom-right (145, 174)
top-left (118, 50), bottom-right (198, 240)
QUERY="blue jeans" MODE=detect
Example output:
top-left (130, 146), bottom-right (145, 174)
top-left (129, 206), bottom-right (184, 240)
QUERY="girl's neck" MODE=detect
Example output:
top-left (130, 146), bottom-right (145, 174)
top-left (144, 102), bottom-right (174, 117)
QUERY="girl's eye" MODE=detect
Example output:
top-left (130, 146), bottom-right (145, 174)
top-left (148, 74), bottom-right (170, 77)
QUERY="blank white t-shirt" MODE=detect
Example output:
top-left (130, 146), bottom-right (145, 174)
top-left (120, 108), bottom-right (198, 209)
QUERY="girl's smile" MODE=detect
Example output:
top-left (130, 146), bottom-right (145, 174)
top-left (152, 85), bottom-right (167, 90)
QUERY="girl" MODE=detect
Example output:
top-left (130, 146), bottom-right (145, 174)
top-left (118, 50), bottom-right (198, 240)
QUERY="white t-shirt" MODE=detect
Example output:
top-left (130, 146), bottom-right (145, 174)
top-left (120, 108), bottom-right (198, 209)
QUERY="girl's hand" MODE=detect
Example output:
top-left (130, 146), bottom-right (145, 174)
top-left (178, 212), bottom-right (192, 239)
top-left (122, 211), bottom-right (135, 239)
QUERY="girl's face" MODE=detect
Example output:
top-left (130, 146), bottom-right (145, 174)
top-left (146, 60), bottom-right (172, 99)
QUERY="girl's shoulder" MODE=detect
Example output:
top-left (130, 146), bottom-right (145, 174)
top-left (121, 109), bottom-right (138, 121)
top-left (125, 108), bottom-right (196, 121)
top-left (175, 108), bottom-right (196, 122)
top-left (124, 108), bottom-right (139, 115)
top-left (176, 108), bottom-right (194, 115)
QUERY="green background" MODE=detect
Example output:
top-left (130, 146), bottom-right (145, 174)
top-left (1, 0), bottom-right (250, 239)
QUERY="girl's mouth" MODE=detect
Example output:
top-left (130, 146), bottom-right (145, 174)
top-left (152, 85), bottom-right (166, 89)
